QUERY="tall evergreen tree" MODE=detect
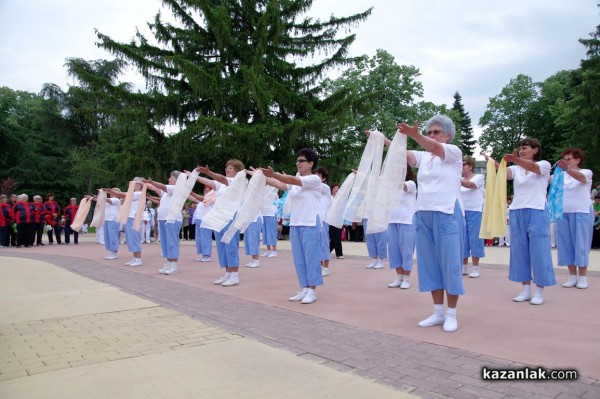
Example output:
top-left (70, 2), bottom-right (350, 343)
top-left (452, 91), bottom-right (476, 156)
top-left (96, 0), bottom-right (372, 171)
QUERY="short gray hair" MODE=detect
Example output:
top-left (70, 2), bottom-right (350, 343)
top-left (170, 170), bottom-right (182, 179)
top-left (425, 114), bottom-right (456, 143)
top-left (33, 195), bottom-right (42, 201)
top-left (19, 194), bottom-right (29, 201)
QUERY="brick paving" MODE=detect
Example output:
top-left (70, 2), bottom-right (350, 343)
top-left (0, 305), bottom-right (241, 381)
top-left (3, 252), bottom-right (599, 399)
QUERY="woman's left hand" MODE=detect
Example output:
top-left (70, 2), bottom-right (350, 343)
top-left (556, 159), bottom-right (569, 171)
top-left (397, 121), bottom-right (419, 137)
top-left (503, 150), bottom-right (519, 164)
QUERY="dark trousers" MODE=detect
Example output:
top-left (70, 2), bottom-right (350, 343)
top-left (592, 226), bottom-right (600, 249)
top-left (64, 225), bottom-right (78, 244)
top-left (329, 225), bottom-right (344, 257)
top-left (10, 227), bottom-right (16, 246)
top-left (47, 225), bottom-right (62, 244)
top-left (16, 223), bottom-right (33, 247)
top-left (0, 226), bottom-right (10, 246)
top-left (32, 222), bottom-right (44, 245)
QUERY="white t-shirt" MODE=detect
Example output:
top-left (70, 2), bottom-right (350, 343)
top-left (460, 174), bottom-right (485, 212)
top-left (192, 201), bottom-right (214, 222)
top-left (104, 198), bottom-right (121, 222)
top-left (261, 189), bottom-right (279, 217)
top-left (509, 161), bottom-right (551, 210)
top-left (128, 191), bottom-right (142, 218)
top-left (318, 183), bottom-right (332, 220)
top-left (414, 144), bottom-right (463, 214)
top-left (389, 180), bottom-right (417, 224)
top-left (561, 169), bottom-right (593, 213)
top-left (286, 174), bottom-right (322, 226)
top-left (156, 185), bottom-right (182, 221)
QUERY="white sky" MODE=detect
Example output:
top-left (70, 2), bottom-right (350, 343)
top-left (0, 0), bottom-right (597, 143)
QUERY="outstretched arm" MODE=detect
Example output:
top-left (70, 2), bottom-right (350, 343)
top-left (397, 121), bottom-right (440, 163)
top-left (197, 165), bottom-right (228, 185)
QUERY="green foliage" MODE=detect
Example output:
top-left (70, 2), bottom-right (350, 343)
top-left (452, 92), bottom-right (476, 156)
top-left (478, 74), bottom-right (539, 160)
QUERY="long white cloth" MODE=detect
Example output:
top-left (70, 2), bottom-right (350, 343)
top-left (70, 198), bottom-right (91, 232)
top-left (324, 172), bottom-right (356, 228)
top-left (200, 171), bottom-right (248, 232)
top-left (166, 169), bottom-right (200, 223)
top-left (90, 189), bottom-right (107, 228)
top-left (221, 170), bottom-right (268, 243)
top-left (344, 130), bottom-right (385, 223)
top-left (367, 131), bottom-right (407, 233)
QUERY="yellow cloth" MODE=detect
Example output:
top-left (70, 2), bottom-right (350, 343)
top-left (479, 159), bottom-right (507, 238)
top-left (70, 198), bottom-right (91, 232)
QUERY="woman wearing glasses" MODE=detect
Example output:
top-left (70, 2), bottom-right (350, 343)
top-left (260, 149), bottom-right (323, 304)
top-left (397, 114), bottom-right (464, 332)
top-left (487, 138), bottom-right (555, 305)
top-left (554, 147), bottom-right (593, 289)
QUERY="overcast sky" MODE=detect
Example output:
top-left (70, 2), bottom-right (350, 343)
top-left (0, 0), bottom-right (598, 138)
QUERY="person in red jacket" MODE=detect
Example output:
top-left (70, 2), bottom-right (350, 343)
top-left (31, 195), bottom-right (46, 246)
top-left (43, 193), bottom-right (62, 244)
top-left (13, 194), bottom-right (34, 247)
top-left (0, 194), bottom-right (14, 247)
top-left (64, 197), bottom-right (79, 245)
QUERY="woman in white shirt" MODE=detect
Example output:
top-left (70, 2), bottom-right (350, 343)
top-left (555, 147), bottom-right (594, 289)
top-left (102, 188), bottom-right (122, 260)
top-left (316, 167), bottom-right (333, 276)
top-left (260, 187), bottom-right (279, 258)
top-left (261, 149), bottom-right (323, 304)
top-left (191, 186), bottom-right (214, 262)
top-left (195, 160), bottom-right (245, 287)
top-left (492, 138), bottom-right (555, 305)
top-left (397, 114), bottom-right (464, 333)
top-left (387, 165), bottom-right (417, 289)
top-left (107, 182), bottom-right (144, 267)
top-left (460, 156), bottom-right (485, 278)
top-left (143, 172), bottom-right (184, 275)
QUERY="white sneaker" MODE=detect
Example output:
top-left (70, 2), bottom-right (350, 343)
top-left (222, 277), bottom-right (239, 287)
top-left (365, 260), bottom-right (378, 269)
top-left (562, 279), bottom-right (577, 288)
top-left (301, 290), bottom-right (317, 304)
top-left (576, 280), bottom-right (588, 289)
top-left (158, 262), bottom-right (170, 274)
top-left (530, 295), bottom-right (544, 305)
top-left (195, 257), bottom-right (202, 261)
top-left (289, 290), bottom-right (307, 301)
top-left (261, 251), bottom-right (271, 257)
top-left (201, 256), bottom-right (213, 262)
top-left (443, 316), bottom-right (458, 332)
top-left (214, 275), bottom-right (230, 285)
top-left (387, 279), bottom-right (402, 288)
top-left (164, 263), bottom-right (178, 275)
top-left (372, 260), bottom-right (384, 269)
top-left (129, 259), bottom-right (143, 267)
top-left (418, 314), bottom-right (445, 327)
top-left (266, 251), bottom-right (277, 258)
top-left (106, 253), bottom-right (118, 260)
top-left (469, 270), bottom-right (480, 278)
top-left (103, 254), bottom-right (111, 259)
top-left (400, 280), bottom-right (410, 289)
top-left (125, 259), bottom-right (135, 266)
top-left (247, 260), bottom-right (261, 268)
top-left (462, 267), bottom-right (469, 276)
top-left (321, 268), bottom-right (330, 277)
top-left (513, 292), bottom-right (533, 302)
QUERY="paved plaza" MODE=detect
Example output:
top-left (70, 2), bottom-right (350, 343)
top-left (1, 236), bottom-right (599, 398)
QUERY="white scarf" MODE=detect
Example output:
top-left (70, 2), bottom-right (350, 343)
top-left (70, 198), bottom-right (91, 232)
top-left (324, 172), bottom-right (356, 228)
top-left (344, 130), bottom-right (385, 223)
top-left (166, 169), bottom-right (200, 223)
top-left (221, 170), bottom-right (267, 243)
top-left (90, 189), bottom-right (107, 228)
top-left (200, 170), bottom-right (247, 232)
top-left (366, 131), bottom-right (407, 234)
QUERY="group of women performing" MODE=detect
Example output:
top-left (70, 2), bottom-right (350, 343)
top-left (79, 113), bottom-right (593, 333)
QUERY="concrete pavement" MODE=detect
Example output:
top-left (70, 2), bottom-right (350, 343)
top-left (1, 236), bottom-right (599, 398)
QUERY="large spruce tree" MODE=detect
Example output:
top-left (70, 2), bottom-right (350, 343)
top-left (452, 91), bottom-right (476, 156)
top-left (95, 0), bottom-right (372, 171)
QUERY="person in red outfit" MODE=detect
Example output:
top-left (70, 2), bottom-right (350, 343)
top-left (43, 193), bottom-right (62, 244)
top-left (0, 194), bottom-right (14, 247)
top-left (13, 194), bottom-right (34, 247)
top-left (31, 195), bottom-right (46, 246)
top-left (63, 197), bottom-right (79, 245)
